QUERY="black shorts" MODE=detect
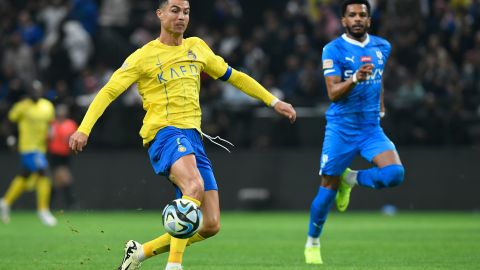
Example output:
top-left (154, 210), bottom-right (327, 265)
top-left (49, 154), bottom-right (71, 169)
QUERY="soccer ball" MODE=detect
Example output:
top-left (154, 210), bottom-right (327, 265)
top-left (162, 198), bottom-right (202, 239)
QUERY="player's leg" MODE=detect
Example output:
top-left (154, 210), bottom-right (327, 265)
top-left (117, 154), bottom-right (203, 270)
top-left (35, 153), bottom-right (57, 226)
top-left (164, 128), bottom-right (222, 270)
top-left (142, 148), bottom-right (219, 259)
top-left (1, 153), bottom-right (38, 224)
top-left (0, 171), bottom-right (29, 224)
top-left (306, 127), bottom-right (357, 264)
top-left (351, 128), bottom-right (404, 189)
top-left (305, 175), bottom-right (339, 264)
top-left (165, 154), bottom-right (204, 269)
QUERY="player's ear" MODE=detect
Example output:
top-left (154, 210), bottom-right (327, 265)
top-left (341, 17), bottom-right (347, 28)
top-left (367, 17), bottom-right (371, 28)
top-left (156, 9), bottom-right (163, 21)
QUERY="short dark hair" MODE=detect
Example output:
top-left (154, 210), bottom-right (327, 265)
top-left (341, 0), bottom-right (371, 16)
top-left (159, 0), bottom-right (189, 8)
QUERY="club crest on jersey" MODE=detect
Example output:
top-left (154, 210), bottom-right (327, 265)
top-left (376, 51), bottom-right (384, 64)
top-left (178, 145), bottom-right (187, 152)
top-left (187, 50), bottom-right (197, 60)
top-left (361, 56), bottom-right (372, 63)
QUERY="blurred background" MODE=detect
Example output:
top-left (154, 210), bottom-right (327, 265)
top-left (0, 0), bottom-right (479, 211)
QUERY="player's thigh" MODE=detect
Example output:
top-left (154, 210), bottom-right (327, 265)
top-left (320, 128), bottom-right (358, 177)
top-left (359, 127), bottom-right (401, 167)
top-left (170, 154), bottom-right (204, 192)
top-left (372, 150), bottom-right (402, 168)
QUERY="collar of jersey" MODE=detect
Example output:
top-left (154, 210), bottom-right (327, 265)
top-left (155, 38), bottom-right (186, 48)
top-left (341, 33), bottom-right (370, 48)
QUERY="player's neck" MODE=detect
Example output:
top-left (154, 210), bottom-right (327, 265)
top-left (158, 32), bottom-right (183, 46)
top-left (346, 33), bottom-right (368, 43)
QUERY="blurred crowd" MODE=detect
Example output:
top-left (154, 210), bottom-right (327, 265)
top-left (1, 0), bottom-right (480, 148)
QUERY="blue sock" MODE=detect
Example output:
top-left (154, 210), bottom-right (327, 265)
top-left (308, 187), bottom-right (337, 238)
top-left (357, 164), bottom-right (405, 189)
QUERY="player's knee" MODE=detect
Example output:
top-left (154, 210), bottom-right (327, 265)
top-left (200, 218), bottom-right (220, 238)
top-left (380, 165), bottom-right (404, 188)
top-left (181, 176), bottom-right (205, 199)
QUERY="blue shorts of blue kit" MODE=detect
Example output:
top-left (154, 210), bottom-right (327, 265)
top-left (319, 120), bottom-right (396, 176)
top-left (148, 127), bottom-right (218, 195)
top-left (21, 152), bottom-right (49, 172)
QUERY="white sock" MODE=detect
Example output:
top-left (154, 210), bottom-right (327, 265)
top-left (165, 262), bottom-right (182, 269)
top-left (305, 236), bottom-right (320, 248)
top-left (136, 246), bottom-right (145, 261)
top-left (345, 170), bottom-right (358, 187)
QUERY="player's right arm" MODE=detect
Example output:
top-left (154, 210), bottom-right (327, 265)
top-left (69, 50), bottom-right (142, 152)
top-left (325, 64), bottom-right (373, 101)
top-left (322, 44), bottom-right (373, 101)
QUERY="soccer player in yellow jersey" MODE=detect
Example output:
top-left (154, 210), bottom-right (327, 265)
top-left (68, 0), bottom-right (296, 269)
top-left (0, 81), bottom-right (57, 226)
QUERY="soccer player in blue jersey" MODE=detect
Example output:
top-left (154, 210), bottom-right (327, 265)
top-left (69, 0), bottom-right (296, 269)
top-left (304, 0), bottom-right (405, 264)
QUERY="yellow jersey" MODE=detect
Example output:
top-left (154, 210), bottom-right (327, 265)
top-left (78, 37), bottom-right (276, 146)
top-left (8, 98), bottom-right (55, 153)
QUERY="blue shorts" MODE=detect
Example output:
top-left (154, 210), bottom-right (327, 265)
top-left (319, 122), bottom-right (396, 176)
top-left (148, 127), bottom-right (218, 195)
top-left (21, 152), bottom-right (49, 172)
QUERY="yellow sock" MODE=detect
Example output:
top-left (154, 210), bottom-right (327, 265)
top-left (3, 176), bottom-right (27, 206)
top-left (36, 176), bottom-right (52, 210)
top-left (168, 237), bottom-right (189, 264)
top-left (187, 232), bottom-right (206, 245)
top-left (143, 231), bottom-right (207, 258)
top-left (182, 195), bottom-right (201, 206)
top-left (143, 233), bottom-right (172, 257)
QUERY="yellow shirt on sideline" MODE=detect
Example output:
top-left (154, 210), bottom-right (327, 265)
top-left (8, 98), bottom-right (55, 153)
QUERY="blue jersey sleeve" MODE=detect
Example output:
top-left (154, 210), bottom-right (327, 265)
top-left (379, 39), bottom-right (392, 60)
top-left (322, 43), bottom-right (341, 77)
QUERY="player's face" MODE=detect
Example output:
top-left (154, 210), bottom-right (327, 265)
top-left (157, 0), bottom-right (190, 36)
top-left (342, 4), bottom-right (371, 40)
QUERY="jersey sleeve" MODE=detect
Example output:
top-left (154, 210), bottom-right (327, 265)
top-left (322, 44), bottom-right (341, 77)
top-left (383, 40), bottom-right (392, 59)
top-left (196, 38), bottom-right (229, 79)
top-left (8, 100), bottom-right (26, 122)
top-left (77, 50), bottom-right (142, 136)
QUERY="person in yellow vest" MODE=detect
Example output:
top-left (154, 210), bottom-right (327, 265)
top-left (0, 81), bottom-right (57, 226)
top-left (69, 0), bottom-right (296, 269)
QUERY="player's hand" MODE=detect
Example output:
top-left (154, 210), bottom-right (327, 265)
top-left (69, 131), bottom-right (89, 153)
top-left (356, 63), bottom-right (374, 81)
top-left (273, 101), bottom-right (297, 124)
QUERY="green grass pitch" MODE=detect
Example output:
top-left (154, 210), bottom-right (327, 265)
top-left (1, 211), bottom-right (479, 269)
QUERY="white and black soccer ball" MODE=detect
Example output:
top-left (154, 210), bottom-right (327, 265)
top-left (162, 198), bottom-right (202, 239)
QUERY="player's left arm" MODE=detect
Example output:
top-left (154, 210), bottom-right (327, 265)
top-left (226, 69), bottom-right (296, 123)
top-left (380, 39), bottom-right (391, 119)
